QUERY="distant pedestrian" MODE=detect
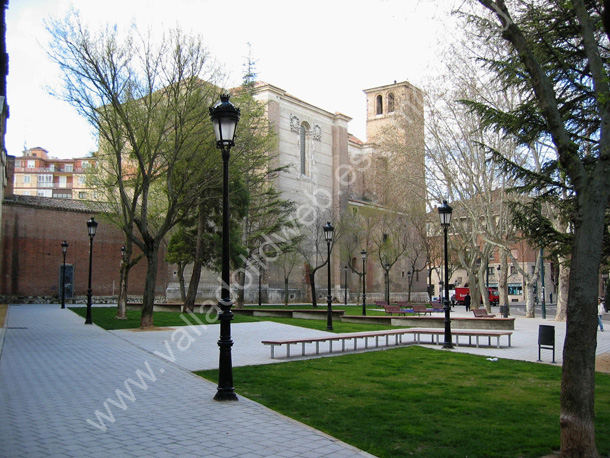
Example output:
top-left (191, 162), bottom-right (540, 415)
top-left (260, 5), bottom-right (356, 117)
top-left (464, 293), bottom-right (471, 312)
top-left (599, 298), bottom-right (606, 332)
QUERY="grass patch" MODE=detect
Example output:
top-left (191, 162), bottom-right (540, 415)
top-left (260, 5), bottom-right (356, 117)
top-left (68, 306), bottom-right (396, 332)
top-left (196, 347), bottom-right (610, 458)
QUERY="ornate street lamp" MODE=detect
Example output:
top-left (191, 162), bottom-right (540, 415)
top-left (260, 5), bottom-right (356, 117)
top-left (323, 221), bottom-right (335, 331)
top-left (344, 265), bottom-right (348, 306)
top-left (361, 249), bottom-right (367, 316)
top-left (438, 200), bottom-right (453, 349)
top-left (85, 217), bottom-right (98, 325)
top-left (61, 241), bottom-right (68, 309)
top-left (209, 94), bottom-right (240, 402)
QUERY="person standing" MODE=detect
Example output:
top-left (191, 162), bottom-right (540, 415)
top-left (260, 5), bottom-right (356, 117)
top-left (599, 298), bottom-right (606, 332)
top-left (464, 293), bottom-right (471, 312)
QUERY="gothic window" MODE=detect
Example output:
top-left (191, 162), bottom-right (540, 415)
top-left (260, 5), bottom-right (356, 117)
top-left (300, 122), bottom-right (310, 175)
top-left (376, 95), bottom-right (383, 115)
top-left (388, 93), bottom-right (395, 112)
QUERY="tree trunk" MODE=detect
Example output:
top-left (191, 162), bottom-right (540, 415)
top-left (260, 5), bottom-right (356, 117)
top-left (284, 277), bottom-right (289, 306)
top-left (140, 242), bottom-right (160, 328)
top-left (525, 281), bottom-right (536, 318)
top-left (468, 273), bottom-right (481, 309)
top-left (498, 250), bottom-right (509, 308)
top-left (478, 268), bottom-right (491, 312)
top-left (309, 271), bottom-right (318, 308)
top-left (184, 260), bottom-right (203, 313)
top-left (116, 260), bottom-right (128, 319)
top-left (560, 197), bottom-right (605, 457)
top-left (184, 207), bottom-right (206, 312)
top-left (235, 267), bottom-right (246, 308)
top-left (177, 262), bottom-right (186, 303)
top-left (555, 261), bottom-right (569, 322)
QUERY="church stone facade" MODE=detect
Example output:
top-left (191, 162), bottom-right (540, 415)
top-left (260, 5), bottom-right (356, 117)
top-left (166, 80), bottom-right (427, 304)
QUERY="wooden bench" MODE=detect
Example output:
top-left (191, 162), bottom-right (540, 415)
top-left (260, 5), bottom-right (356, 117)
top-left (382, 305), bottom-right (408, 316)
top-left (262, 329), bottom-right (415, 359)
top-left (374, 300), bottom-right (389, 307)
top-left (409, 329), bottom-right (512, 348)
top-left (261, 328), bottom-right (513, 358)
top-left (472, 309), bottom-right (496, 318)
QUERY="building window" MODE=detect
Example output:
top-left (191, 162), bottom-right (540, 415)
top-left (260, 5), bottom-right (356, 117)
top-left (78, 192), bottom-right (87, 199)
top-left (65, 164), bottom-right (73, 172)
top-left (388, 93), bottom-right (395, 112)
top-left (508, 283), bottom-right (522, 295)
top-left (23, 175), bottom-right (31, 184)
top-left (300, 122), bottom-right (309, 176)
top-left (37, 189), bottom-right (52, 197)
top-left (78, 176), bottom-right (86, 185)
top-left (27, 160), bottom-right (35, 168)
top-left (376, 95), bottom-right (383, 115)
top-left (38, 174), bottom-right (53, 187)
top-left (488, 267), bottom-right (495, 276)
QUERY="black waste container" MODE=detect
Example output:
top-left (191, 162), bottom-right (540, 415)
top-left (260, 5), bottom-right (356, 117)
top-left (499, 304), bottom-right (509, 318)
top-left (538, 325), bottom-right (555, 363)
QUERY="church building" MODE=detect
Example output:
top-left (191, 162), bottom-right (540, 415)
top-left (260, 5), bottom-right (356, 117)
top-left (166, 80), bottom-right (428, 304)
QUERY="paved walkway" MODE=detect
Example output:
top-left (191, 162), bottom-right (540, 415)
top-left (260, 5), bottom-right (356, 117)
top-left (0, 304), bottom-right (373, 458)
top-left (1, 304), bottom-right (609, 457)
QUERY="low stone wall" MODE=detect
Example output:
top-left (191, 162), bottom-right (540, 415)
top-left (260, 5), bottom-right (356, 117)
top-left (340, 315), bottom-right (514, 330)
top-left (232, 308), bottom-right (345, 320)
top-left (390, 316), bottom-right (515, 330)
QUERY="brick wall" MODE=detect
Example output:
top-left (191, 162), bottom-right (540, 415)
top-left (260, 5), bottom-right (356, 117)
top-left (1, 199), bottom-right (168, 299)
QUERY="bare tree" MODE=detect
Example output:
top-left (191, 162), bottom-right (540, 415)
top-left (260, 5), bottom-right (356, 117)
top-left (47, 13), bottom-right (224, 327)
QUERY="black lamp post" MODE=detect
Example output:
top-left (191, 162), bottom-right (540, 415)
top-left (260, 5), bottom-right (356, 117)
top-left (209, 93), bottom-right (240, 402)
top-left (61, 241), bottom-right (68, 309)
top-left (438, 200), bottom-right (453, 349)
top-left (85, 217), bottom-right (98, 325)
top-left (344, 265), bottom-right (348, 306)
top-left (323, 222), bottom-right (335, 331)
top-left (361, 250), bottom-right (367, 315)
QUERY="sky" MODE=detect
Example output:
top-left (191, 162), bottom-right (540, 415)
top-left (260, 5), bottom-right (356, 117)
top-left (6, 0), bottom-right (462, 159)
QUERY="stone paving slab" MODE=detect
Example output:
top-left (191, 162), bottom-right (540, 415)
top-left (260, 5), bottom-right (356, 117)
top-left (0, 304), bottom-right (373, 458)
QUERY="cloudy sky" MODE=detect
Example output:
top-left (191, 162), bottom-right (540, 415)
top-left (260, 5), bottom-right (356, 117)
top-left (6, 0), bottom-right (461, 159)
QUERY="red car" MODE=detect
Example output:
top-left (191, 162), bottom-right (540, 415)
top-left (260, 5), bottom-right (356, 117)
top-left (454, 287), bottom-right (499, 306)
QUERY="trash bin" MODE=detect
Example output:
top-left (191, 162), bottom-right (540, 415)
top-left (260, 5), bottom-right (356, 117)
top-left (538, 325), bottom-right (555, 363)
top-left (499, 304), bottom-right (509, 318)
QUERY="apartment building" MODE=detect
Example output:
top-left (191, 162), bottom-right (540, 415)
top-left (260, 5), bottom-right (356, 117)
top-left (13, 147), bottom-right (96, 200)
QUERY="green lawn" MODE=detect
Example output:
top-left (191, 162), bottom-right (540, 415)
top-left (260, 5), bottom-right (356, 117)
top-left (197, 347), bottom-right (610, 458)
top-left (68, 306), bottom-right (397, 332)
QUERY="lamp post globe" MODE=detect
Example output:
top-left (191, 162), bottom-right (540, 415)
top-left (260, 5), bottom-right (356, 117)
top-left (361, 250), bottom-right (367, 316)
top-left (61, 241), bottom-right (68, 309)
top-left (85, 217), bottom-right (98, 325)
top-left (209, 94), bottom-right (240, 402)
top-left (323, 221), bottom-right (334, 331)
top-left (438, 200), bottom-right (453, 349)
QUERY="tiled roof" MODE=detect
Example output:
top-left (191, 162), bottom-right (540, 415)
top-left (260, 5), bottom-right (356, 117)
top-left (2, 195), bottom-right (107, 213)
